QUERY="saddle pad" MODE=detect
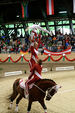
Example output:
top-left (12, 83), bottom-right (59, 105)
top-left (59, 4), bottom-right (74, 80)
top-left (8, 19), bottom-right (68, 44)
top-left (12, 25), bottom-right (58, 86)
top-left (19, 79), bottom-right (25, 89)
top-left (19, 78), bottom-right (34, 90)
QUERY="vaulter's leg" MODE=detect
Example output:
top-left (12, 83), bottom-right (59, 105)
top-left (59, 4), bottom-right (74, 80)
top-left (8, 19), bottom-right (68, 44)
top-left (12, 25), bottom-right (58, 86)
top-left (25, 77), bottom-right (35, 98)
top-left (25, 80), bottom-right (29, 98)
top-left (39, 100), bottom-right (47, 113)
top-left (15, 95), bottom-right (23, 112)
top-left (27, 101), bottom-right (32, 113)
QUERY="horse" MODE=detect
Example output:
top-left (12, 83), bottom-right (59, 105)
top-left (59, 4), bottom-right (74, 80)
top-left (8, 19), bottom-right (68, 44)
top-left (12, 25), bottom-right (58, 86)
top-left (8, 78), bottom-right (61, 113)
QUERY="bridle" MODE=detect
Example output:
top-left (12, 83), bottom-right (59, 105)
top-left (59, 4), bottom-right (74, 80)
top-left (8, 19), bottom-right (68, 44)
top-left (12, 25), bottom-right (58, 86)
top-left (46, 85), bottom-right (57, 98)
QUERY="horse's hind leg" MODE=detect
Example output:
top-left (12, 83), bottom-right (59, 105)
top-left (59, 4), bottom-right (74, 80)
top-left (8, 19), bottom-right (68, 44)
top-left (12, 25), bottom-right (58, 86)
top-left (8, 91), bottom-right (18, 109)
top-left (8, 79), bottom-right (20, 110)
top-left (9, 83), bottom-right (18, 109)
top-left (10, 91), bottom-right (18, 102)
top-left (15, 95), bottom-right (23, 112)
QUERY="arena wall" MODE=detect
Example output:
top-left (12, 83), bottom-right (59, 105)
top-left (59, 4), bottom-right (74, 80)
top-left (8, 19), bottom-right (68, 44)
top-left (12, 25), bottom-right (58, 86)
top-left (0, 52), bottom-right (75, 63)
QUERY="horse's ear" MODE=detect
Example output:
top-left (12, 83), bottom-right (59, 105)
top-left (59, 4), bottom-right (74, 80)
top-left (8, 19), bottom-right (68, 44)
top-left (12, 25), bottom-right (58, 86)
top-left (55, 85), bottom-right (62, 92)
top-left (59, 85), bottom-right (62, 88)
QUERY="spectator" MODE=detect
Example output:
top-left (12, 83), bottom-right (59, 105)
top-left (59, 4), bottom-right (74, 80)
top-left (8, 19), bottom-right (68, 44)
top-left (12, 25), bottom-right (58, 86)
top-left (0, 45), bottom-right (1, 53)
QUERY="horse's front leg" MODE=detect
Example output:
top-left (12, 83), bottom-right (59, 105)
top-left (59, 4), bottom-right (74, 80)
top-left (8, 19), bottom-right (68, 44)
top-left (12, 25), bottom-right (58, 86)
top-left (39, 99), bottom-right (47, 113)
top-left (27, 100), bottom-right (32, 113)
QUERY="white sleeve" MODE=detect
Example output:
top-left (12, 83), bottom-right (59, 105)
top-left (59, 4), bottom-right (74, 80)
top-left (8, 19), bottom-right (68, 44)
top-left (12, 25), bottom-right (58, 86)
top-left (31, 42), bottom-right (34, 47)
top-left (30, 32), bottom-right (34, 40)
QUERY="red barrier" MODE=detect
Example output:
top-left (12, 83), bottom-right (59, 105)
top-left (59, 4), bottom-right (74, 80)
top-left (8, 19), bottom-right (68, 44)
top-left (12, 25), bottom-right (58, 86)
top-left (65, 56), bottom-right (75, 61)
top-left (10, 56), bottom-right (22, 63)
top-left (0, 55), bottom-right (75, 63)
top-left (0, 57), bottom-right (9, 63)
top-left (23, 56), bottom-right (29, 62)
top-left (42, 56), bottom-right (49, 62)
top-left (50, 56), bottom-right (63, 62)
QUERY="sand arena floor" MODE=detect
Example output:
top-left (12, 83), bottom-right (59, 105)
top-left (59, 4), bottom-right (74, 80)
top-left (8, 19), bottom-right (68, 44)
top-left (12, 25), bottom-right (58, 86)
top-left (0, 63), bottom-right (75, 113)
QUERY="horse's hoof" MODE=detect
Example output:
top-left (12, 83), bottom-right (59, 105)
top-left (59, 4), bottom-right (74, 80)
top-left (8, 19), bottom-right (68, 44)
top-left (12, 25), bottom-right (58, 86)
top-left (8, 106), bottom-right (11, 110)
top-left (15, 111), bottom-right (18, 113)
top-left (15, 108), bottom-right (18, 112)
top-left (15, 110), bottom-right (18, 113)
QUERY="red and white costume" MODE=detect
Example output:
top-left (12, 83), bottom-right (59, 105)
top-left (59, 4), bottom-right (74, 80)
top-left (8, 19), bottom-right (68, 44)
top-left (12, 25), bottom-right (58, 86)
top-left (25, 29), bottom-right (40, 97)
top-left (29, 42), bottom-right (38, 69)
top-left (30, 30), bottom-right (38, 42)
top-left (25, 63), bottom-right (42, 91)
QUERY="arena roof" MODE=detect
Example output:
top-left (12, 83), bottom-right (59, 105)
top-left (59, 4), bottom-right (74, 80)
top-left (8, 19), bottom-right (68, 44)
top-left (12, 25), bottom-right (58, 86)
top-left (0, 0), bottom-right (74, 24)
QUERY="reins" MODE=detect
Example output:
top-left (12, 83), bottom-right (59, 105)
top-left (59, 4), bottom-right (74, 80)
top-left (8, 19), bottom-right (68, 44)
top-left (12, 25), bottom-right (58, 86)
top-left (33, 83), bottom-right (55, 96)
top-left (33, 84), bottom-right (46, 94)
top-left (33, 84), bottom-right (55, 99)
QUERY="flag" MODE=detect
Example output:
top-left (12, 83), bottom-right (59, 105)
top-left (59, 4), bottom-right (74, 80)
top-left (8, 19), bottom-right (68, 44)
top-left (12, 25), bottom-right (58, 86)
top-left (73, 0), bottom-right (75, 13)
top-left (21, 2), bottom-right (28, 18)
top-left (46, 0), bottom-right (54, 15)
top-left (20, 50), bottom-right (28, 55)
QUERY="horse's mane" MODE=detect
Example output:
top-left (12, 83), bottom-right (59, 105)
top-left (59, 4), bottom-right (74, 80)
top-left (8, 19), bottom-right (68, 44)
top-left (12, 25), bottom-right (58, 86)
top-left (35, 79), bottom-right (56, 85)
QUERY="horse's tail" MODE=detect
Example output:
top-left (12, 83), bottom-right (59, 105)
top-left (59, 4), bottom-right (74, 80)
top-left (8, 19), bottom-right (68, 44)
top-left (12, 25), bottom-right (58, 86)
top-left (8, 78), bottom-right (21, 102)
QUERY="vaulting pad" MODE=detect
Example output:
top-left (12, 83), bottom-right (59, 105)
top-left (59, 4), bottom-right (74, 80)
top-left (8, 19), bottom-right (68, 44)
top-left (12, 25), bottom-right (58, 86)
top-left (19, 79), bottom-right (25, 89)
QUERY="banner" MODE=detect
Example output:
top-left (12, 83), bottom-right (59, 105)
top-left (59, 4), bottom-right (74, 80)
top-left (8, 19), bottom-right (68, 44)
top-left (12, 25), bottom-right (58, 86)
top-left (73, 0), bottom-right (75, 13)
top-left (44, 47), bottom-right (71, 56)
top-left (21, 2), bottom-right (28, 18)
top-left (46, 0), bottom-right (54, 15)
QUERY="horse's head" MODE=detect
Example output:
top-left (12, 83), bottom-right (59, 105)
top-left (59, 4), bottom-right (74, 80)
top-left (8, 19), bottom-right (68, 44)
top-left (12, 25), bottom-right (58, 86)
top-left (46, 85), bottom-right (61, 101)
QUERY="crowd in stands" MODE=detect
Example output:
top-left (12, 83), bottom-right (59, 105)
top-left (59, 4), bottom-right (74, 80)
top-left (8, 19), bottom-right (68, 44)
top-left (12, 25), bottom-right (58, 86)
top-left (41, 31), bottom-right (75, 52)
top-left (0, 30), bottom-right (75, 54)
top-left (0, 37), bottom-right (21, 53)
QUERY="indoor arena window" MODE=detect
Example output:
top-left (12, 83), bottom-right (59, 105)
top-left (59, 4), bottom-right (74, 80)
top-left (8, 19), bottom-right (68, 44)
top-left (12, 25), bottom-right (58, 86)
top-left (8, 24), bottom-right (14, 28)
top-left (72, 20), bottom-right (75, 24)
top-left (56, 21), bottom-right (62, 25)
top-left (63, 26), bottom-right (70, 34)
top-left (41, 22), bottom-right (45, 25)
top-left (18, 24), bottom-right (23, 28)
top-left (28, 23), bottom-right (34, 27)
top-left (48, 21), bottom-right (54, 25)
top-left (49, 27), bottom-right (55, 35)
top-left (63, 21), bottom-right (69, 24)
top-left (5, 25), bottom-right (9, 28)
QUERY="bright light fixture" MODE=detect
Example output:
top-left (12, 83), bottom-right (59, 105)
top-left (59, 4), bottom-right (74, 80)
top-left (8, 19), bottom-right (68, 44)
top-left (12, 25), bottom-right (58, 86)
top-left (59, 11), bottom-right (67, 14)
top-left (16, 15), bottom-right (19, 17)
